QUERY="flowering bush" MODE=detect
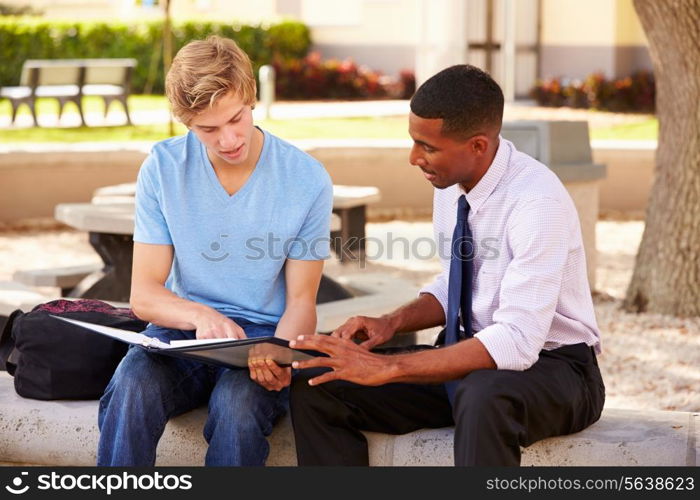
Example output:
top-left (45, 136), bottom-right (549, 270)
top-left (531, 71), bottom-right (655, 112)
top-left (273, 52), bottom-right (414, 100)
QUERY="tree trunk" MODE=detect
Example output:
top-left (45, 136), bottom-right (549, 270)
top-left (624, 0), bottom-right (700, 315)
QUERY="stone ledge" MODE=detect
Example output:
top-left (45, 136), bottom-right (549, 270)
top-left (0, 281), bottom-right (60, 317)
top-left (13, 264), bottom-right (102, 289)
top-left (0, 280), bottom-right (134, 317)
top-left (0, 373), bottom-right (696, 466)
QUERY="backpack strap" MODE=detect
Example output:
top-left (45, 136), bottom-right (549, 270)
top-left (0, 309), bottom-right (23, 375)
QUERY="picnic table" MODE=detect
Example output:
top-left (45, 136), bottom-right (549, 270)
top-left (52, 203), bottom-right (136, 301)
top-left (91, 182), bottom-right (381, 263)
top-left (12, 182), bottom-right (380, 302)
top-left (48, 202), bottom-right (350, 303)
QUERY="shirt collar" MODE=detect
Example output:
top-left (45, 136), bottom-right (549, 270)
top-left (452, 136), bottom-right (512, 214)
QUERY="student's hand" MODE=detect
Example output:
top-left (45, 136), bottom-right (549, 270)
top-left (331, 315), bottom-right (395, 350)
top-left (290, 335), bottom-right (390, 386)
top-left (193, 309), bottom-right (246, 340)
top-left (249, 358), bottom-right (292, 391)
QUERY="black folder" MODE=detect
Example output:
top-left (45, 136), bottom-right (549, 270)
top-left (52, 316), bottom-right (321, 369)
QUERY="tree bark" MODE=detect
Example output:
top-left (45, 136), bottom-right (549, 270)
top-left (624, 0), bottom-right (700, 315)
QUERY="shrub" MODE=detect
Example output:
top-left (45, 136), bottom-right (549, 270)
top-left (398, 69), bottom-right (417, 99)
top-left (272, 52), bottom-right (415, 100)
top-left (530, 71), bottom-right (655, 112)
top-left (0, 17), bottom-right (311, 94)
top-left (530, 77), bottom-right (567, 107)
top-left (272, 52), bottom-right (386, 99)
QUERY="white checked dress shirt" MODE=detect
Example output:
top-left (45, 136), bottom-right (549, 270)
top-left (420, 138), bottom-right (601, 371)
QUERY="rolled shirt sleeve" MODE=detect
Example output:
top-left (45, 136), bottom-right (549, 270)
top-left (419, 272), bottom-right (449, 318)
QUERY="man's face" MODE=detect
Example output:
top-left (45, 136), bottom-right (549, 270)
top-left (408, 112), bottom-right (487, 191)
top-left (189, 91), bottom-right (256, 168)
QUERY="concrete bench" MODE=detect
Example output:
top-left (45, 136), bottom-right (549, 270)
top-left (0, 58), bottom-right (136, 126)
top-left (0, 281), bottom-right (59, 318)
top-left (12, 264), bottom-right (102, 297)
top-left (0, 373), bottom-right (695, 466)
top-left (0, 280), bottom-right (133, 318)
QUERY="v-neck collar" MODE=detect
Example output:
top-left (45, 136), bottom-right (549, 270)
top-left (200, 127), bottom-right (268, 204)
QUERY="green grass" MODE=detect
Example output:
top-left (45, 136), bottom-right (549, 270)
top-left (0, 123), bottom-right (187, 142)
top-left (0, 116), bottom-right (409, 143)
top-left (589, 118), bottom-right (658, 141)
top-left (0, 94), bottom-right (658, 143)
top-left (0, 117), bottom-right (408, 143)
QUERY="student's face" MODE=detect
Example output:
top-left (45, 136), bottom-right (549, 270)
top-left (408, 112), bottom-right (491, 191)
top-left (189, 91), bottom-right (256, 167)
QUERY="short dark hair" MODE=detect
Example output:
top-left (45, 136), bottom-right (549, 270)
top-left (410, 64), bottom-right (504, 140)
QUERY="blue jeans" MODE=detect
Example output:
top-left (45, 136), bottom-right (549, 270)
top-left (97, 318), bottom-right (288, 466)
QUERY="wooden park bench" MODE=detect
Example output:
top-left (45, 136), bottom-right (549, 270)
top-left (0, 58), bottom-right (137, 126)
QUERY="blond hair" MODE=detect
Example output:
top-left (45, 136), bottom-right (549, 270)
top-left (165, 35), bottom-right (257, 125)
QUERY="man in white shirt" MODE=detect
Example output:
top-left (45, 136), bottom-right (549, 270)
top-left (288, 64), bottom-right (605, 466)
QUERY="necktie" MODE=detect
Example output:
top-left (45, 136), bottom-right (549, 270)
top-left (444, 195), bottom-right (474, 403)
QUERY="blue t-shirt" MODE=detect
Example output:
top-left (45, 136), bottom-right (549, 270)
top-left (133, 128), bottom-right (333, 325)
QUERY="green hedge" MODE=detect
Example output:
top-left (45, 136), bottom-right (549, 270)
top-left (0, 17), bottom-right (311, 94)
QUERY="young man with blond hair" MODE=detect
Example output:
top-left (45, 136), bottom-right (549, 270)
top-left (97, 36), bottom-right (333, 466)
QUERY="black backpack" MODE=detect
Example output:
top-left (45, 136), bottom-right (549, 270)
top-left (0, 299), bottom-right (147, 400)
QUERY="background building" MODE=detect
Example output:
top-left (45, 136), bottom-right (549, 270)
top-left (2, 0), bottom-right (651, 99)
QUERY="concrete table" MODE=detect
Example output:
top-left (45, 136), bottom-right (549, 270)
top-left (330, 185), bottom-right (381, 263)
top-left (93, 182), bottom-right (382, 264)
top-left (55, 202), bottom-right (347, 303)
top-left (54, 202), bottom-right (135, 301)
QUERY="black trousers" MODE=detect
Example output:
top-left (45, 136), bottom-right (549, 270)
top-left (290, 341), bottom-right (605, 466)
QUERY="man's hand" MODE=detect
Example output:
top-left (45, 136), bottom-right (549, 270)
top-left (291, 335), bottom-right (393, 386)
top-left (249, 358), bottom-right (292, 391)
top-left (193, 309), bottom-right (246, 340)
top-left (331, 315), bottom-right (396, 350)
